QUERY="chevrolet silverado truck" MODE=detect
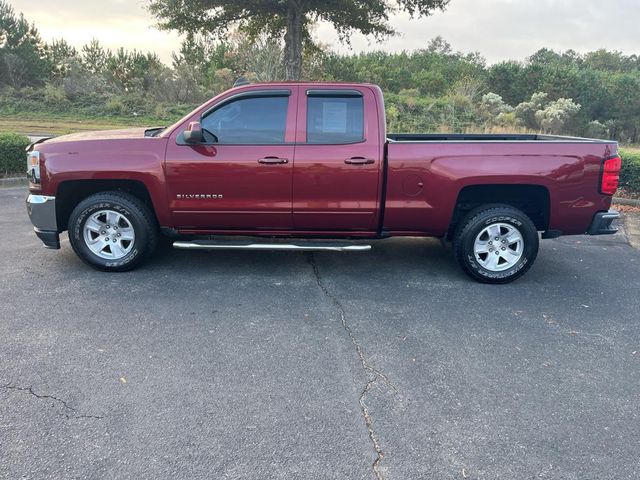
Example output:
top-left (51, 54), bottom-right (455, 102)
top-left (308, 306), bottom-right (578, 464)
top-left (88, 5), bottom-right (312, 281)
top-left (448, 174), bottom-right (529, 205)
top-left (25, 82), bottom-right (622, 283)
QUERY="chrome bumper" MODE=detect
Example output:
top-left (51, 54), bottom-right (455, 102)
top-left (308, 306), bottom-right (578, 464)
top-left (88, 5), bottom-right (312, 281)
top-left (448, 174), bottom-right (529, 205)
top-left (26, 195), bottom-right (60, 249)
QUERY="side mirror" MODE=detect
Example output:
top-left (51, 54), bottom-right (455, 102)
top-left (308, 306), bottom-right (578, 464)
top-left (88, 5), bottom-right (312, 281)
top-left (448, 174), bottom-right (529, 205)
top-left (183, 121), bottom-right (203, 144)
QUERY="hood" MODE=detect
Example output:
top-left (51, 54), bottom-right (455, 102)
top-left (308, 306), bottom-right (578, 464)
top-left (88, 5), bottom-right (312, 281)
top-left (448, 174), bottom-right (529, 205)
top-left (42, 127), bottom-right (150, 145)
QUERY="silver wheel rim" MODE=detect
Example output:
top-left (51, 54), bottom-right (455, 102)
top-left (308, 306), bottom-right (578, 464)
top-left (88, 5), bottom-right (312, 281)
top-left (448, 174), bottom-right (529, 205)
top-left (83, 209), bottom-right (135, 260)
top-left (474, 223), bottom-right (524, 272)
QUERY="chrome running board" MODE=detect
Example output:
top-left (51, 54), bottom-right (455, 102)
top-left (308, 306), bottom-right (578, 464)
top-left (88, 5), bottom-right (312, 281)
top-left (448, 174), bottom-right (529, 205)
top-left (173, 240), bottom-right (371, 252)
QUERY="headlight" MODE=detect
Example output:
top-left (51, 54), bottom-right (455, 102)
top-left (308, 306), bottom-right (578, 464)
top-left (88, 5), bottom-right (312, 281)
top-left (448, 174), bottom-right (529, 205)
top-left (27, 151), bottom-right (40, 184)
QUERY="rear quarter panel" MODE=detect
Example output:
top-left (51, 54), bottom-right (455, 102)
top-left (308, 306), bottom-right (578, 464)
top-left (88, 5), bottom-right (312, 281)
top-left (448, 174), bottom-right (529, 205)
top-left (385, 141), bottom-right (617, 236)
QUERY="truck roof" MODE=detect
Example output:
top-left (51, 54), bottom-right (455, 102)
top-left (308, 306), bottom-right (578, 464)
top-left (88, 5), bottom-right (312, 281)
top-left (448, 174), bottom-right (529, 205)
top-left (228, 81), bottom-right (377, 89)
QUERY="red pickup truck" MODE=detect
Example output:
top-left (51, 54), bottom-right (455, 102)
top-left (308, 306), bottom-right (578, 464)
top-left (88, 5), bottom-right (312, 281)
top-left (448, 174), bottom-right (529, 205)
top-left (26, 82), bottom-right (621, 283)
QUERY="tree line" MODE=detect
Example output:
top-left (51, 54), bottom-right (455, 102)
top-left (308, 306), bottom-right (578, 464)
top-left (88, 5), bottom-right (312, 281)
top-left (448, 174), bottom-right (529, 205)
top-left (1, 0), bottom-right (639, 142)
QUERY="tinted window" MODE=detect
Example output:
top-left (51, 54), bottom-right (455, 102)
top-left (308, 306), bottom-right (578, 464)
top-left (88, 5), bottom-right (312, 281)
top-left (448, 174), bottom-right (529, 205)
top-left (202, 96), bottom-right (288, 144)
top-left (307, 95), bottom-right (364, 144)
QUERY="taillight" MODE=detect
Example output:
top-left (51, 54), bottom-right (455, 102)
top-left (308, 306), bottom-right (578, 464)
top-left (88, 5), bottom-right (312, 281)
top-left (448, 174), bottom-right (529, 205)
top-left (600, 156), bottom-right (621, 195)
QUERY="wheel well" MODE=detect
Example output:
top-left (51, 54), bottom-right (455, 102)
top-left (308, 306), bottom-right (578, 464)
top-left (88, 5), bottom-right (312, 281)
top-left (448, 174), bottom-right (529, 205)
top-left (56, 179), bottom-right (155, 231)
top-left (449, 184), bottom-right (550, 239)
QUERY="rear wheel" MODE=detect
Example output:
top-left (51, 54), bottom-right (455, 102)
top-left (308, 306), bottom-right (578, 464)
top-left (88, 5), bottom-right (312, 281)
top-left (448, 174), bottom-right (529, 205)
top-left (68, 191), bottom-right (158, 271)
top-left (453, 205), bottom-right (539, 284)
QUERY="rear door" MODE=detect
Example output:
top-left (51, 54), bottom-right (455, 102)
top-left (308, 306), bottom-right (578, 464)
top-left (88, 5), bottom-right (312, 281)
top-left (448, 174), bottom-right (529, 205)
top-left (165, 88), bottom-right (297, 230)
top-left (292, 87), bottom-right (382, 231)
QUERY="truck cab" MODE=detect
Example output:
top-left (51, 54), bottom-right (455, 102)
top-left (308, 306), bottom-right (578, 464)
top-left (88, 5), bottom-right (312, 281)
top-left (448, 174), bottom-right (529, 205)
top-left (163, 84), bottom-right (385, 233)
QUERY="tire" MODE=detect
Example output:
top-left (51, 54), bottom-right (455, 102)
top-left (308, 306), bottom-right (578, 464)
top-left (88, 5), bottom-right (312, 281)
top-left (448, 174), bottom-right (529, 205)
top-left (453, 205), bottom-right (539, 284)
top-left (68, 191), bottom-right (159, 272)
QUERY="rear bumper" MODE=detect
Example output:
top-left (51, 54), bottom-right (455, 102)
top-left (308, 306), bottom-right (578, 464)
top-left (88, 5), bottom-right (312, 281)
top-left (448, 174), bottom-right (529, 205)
top-left (587, 209), bottom-right (620, 235)
top-left (26, 194), bottom-right (60, 249)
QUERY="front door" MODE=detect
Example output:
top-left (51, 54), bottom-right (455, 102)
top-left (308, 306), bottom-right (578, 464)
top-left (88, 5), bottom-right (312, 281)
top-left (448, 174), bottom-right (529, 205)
top-left (165, 88), bottom-right (297, 230)
top-left (292, 87), bottom-right (383, 231)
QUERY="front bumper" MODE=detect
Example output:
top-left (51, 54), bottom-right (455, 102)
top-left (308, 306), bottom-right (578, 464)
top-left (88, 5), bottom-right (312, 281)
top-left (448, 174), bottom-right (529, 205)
top-left (26, 194), bottom-right (60, 249)
top-left (587, 209), bottom-right (620, 236)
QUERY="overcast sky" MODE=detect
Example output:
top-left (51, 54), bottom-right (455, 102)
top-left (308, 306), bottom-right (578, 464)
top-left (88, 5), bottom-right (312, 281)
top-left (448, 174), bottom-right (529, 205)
top-left (9, 0), bottom-right (640, 64)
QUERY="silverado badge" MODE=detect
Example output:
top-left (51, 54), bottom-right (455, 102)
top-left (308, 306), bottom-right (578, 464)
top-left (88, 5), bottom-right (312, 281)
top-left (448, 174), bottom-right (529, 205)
top-left (176, 194), bottom-right (224, 199)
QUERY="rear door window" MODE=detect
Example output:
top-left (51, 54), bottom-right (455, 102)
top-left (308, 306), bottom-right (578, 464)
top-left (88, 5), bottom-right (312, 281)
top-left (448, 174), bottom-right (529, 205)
top-left (306, 93), bottom-right (364, 144)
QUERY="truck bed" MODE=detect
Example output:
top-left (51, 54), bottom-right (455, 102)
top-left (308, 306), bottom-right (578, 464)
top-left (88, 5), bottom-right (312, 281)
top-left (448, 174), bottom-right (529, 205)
top-left (387, 133), bottom-right (613, 143)
top-left (383, 137), bottom-right (618, 236)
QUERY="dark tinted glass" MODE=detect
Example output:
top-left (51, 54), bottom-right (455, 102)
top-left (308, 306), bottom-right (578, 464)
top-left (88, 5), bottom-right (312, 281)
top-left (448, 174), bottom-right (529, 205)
top-left (307, 96), bottom-right (364, 144)
top-left (202, 96), bottom-right (288, 144)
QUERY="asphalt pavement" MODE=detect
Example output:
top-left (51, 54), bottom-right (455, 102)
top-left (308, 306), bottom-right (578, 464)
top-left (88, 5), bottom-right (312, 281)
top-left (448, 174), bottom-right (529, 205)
top-left (1, 187), bottom-right (639, 480)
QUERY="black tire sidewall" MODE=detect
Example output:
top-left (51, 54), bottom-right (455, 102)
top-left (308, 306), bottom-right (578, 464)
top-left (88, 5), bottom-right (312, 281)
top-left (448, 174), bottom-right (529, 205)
top-left (70, 199), bottom-right (148, 270)
top-left (459, 210), bottom-right (539, 283)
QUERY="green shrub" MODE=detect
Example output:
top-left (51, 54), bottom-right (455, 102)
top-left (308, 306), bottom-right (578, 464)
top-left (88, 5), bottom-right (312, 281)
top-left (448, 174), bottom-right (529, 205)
top-left (121, 93), bottom-right (150, 115)
top-left (105, 96), bottom-right (125, 115)
top-left (153, 103), bottom-right (168, 120)
top-left (43, 84), bottom-right (68, 106)
top-left (619, 149), bottom-right (640, 193)
top-left (0, 132), bottom-right (30, 177)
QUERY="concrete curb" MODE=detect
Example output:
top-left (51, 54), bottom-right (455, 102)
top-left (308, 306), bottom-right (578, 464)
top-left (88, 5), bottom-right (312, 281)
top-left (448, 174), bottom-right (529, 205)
top-left (613, 196), bottom-right (640, 207)
top-left (623, 212), bottom-right (640, 249)
top-left (0, 177), bottom-right (27, 189)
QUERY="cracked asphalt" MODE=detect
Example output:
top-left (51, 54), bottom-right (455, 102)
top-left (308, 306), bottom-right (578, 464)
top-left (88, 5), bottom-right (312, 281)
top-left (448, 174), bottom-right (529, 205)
top-left (1, 186), bottom-right (640, 480)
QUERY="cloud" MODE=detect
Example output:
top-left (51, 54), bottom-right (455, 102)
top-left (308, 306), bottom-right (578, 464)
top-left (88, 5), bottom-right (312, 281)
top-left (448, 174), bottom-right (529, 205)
top-left (9, 0), bottom-right (640, 65)
top-left (316, 0), bottom-right (640, 63)
top-left (10, 0), bottom-right (183, 62)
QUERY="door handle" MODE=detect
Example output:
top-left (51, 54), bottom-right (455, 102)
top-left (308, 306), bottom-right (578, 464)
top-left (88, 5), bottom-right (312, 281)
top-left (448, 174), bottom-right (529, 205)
top-left (345, 157), bottom-right (375, 165)
top-left (258, 157), bottom-right (289, 164)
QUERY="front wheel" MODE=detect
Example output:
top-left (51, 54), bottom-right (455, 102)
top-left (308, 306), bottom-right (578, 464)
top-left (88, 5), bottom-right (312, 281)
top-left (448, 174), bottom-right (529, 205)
top-left (68, 191), bottom-right (158, 271)
top-left (453, 205), bottom-right (539, 284)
